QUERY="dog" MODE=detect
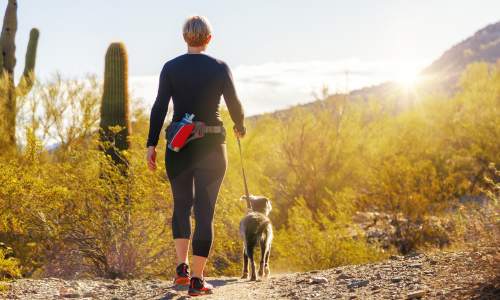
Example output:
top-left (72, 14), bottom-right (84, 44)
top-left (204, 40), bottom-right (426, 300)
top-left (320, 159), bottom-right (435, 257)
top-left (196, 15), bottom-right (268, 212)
top-left (239, 195), bottom-right (273, 281)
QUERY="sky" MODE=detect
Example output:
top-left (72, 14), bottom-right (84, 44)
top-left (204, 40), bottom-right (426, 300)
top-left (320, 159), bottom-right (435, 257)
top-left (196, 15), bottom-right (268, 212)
top-left (12, 0), bottom-right (500, 115)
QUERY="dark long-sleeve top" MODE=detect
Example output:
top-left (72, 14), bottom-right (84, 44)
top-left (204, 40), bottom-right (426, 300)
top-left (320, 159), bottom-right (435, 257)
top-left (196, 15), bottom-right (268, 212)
top-left (146, 53), bottom-right (245, 147)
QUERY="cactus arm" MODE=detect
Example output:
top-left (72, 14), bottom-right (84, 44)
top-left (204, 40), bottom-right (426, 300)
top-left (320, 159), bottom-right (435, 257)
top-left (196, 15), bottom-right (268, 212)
top-left (16, 28), bottom-right (39, 95)
top-left (0, 0), bottom-right (18, 74)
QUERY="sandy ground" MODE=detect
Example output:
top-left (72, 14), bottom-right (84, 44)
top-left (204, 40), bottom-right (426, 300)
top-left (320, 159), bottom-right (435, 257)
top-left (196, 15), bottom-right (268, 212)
top-left (2, 245), bottom-right (499, 300)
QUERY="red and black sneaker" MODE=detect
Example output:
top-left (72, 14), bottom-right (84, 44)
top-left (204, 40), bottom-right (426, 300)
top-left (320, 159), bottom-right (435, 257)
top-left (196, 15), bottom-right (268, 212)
top-left (174, 263), bottom-right (190, 286)
top-left (188, 277), bottom-right (214, 296)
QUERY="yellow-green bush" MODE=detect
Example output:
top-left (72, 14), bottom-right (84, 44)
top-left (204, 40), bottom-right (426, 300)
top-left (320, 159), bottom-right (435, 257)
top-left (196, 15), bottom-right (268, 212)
top-left (0, 62), bottom-right (498, 278)
top-left (274, 193), bottom-right (387, 272)
top-left (0, 247), bottom-right (21, 280)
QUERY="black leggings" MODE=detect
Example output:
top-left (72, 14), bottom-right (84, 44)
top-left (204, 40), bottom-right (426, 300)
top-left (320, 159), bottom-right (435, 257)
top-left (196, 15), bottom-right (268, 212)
top-left (165, 140), bottom-right (227, 257)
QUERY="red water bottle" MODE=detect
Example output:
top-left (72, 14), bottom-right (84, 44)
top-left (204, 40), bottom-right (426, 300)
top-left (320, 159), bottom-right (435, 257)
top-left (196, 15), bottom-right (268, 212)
top-left (168, 113), bottom-right (195, 152)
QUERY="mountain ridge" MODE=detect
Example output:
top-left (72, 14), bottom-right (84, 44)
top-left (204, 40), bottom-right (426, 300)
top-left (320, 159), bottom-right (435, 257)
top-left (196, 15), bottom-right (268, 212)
top-left (249, 20), bottom-right (500, 120)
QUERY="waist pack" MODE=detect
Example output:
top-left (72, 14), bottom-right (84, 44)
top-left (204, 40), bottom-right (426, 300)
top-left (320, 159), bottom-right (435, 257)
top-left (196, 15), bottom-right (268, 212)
top-left (167, 113), bottom-right (224, 152)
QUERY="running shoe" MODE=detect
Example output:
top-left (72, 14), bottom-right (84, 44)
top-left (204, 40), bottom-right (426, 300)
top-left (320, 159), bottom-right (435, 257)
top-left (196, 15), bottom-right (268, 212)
top-left (174, 262), bottom-right (190, 286)
top-left (188, 277), bottom-right (214, 296)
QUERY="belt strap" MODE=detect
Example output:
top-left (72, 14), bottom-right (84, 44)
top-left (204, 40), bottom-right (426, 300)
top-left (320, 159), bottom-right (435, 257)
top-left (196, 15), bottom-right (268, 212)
top-left (204, 126), bottom-right (223, 134)
top-left (193, 122), bottom-right (224, 134)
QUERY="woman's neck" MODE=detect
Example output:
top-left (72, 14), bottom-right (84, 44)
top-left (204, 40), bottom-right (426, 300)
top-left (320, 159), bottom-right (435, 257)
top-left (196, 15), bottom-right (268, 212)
top-left (187, 46), bottom-right (205, 54)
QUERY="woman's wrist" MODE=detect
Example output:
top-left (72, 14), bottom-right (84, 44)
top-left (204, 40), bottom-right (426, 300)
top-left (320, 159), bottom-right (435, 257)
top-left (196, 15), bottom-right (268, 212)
top-left (234, 124), bottom-right (245, 133)
top-left (233, 124), bottom-right (246, 137)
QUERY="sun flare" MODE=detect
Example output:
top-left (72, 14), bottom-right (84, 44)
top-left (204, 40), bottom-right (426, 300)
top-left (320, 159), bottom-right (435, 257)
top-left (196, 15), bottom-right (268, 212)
top-left (395, 67), bottom-right (421, 88)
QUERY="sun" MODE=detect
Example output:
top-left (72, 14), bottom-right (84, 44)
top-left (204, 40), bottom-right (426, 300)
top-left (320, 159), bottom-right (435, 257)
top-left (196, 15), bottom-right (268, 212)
top-left (395, 67), bottom-right (421, 88)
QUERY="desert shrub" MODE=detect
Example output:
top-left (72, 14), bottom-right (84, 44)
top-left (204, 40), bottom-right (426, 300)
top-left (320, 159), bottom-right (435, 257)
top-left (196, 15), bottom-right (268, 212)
top-left (274, 191), bottom-right (387, 271)
top-left (453, 163), bottom-right (500, 247)
top-left (0, 247), bottom-right (21, 280)
top-left (0, 62), bottom-right (498, 278)
top-left (356, 62), bottom-right (499, 253)
top-left (0, 131), bottom-right (174, 278)
top-left (17, 74), bottom-right (101, 151)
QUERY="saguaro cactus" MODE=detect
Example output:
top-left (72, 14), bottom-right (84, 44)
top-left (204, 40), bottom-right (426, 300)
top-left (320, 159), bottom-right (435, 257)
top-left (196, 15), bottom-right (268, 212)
top-left (0, 0), bottom-right (40, 149)
top-left (100, 42), bottom-right (131, 167)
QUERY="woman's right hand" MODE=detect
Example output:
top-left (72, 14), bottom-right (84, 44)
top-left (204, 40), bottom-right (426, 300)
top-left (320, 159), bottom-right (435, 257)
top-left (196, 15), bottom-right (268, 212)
top-left (147, 146), bottom-right (157, 171)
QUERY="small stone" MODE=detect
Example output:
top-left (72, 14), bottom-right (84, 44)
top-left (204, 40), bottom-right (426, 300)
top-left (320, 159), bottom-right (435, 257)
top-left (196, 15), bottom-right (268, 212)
top-left (337, 273), bottom-right (351, 280)
top-left (391, 277), bottom-right (402, 283)
top-left (82, 292), bottom-right (96, 298)
top-left (310, 276), bottom-right (328, 284)
top-left (407, 290), bottom-right (426, 299)
top-left (406, 252), bottom-right (421, 258)
top-left (347, 279), bottom-right (369, 289)
top-left (106, 284), bottom-right (119, 289)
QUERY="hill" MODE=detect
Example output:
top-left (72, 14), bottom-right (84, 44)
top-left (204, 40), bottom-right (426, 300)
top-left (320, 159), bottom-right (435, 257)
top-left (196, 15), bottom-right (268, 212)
top-left (250, 20), bottom-right (500, 121)
top-left (422, 21), bottom-right (500, 88)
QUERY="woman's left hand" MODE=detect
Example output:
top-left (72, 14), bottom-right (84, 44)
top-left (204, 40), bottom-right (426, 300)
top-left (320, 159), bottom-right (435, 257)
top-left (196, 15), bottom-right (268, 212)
top-left (147, 146), bottom-right (157, 171)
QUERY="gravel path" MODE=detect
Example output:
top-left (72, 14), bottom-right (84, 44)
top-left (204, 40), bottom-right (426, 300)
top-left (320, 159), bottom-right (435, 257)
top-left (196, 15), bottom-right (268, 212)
top-left (1, 246), bottom-right (498, 299)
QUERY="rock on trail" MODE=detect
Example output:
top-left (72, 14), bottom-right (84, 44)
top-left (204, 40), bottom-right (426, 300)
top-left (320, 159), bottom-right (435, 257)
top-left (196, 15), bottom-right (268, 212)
top-left (1, 246), bottom-right (498, 299)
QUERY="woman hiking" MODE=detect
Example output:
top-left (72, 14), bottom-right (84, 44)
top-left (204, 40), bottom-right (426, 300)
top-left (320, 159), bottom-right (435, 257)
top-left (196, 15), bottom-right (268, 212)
top-left (146, 15), bottom-right (246, 296)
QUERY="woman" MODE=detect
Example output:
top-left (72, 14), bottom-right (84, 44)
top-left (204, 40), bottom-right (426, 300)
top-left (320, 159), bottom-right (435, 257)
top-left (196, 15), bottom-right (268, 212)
top-left (146, 15), bottom-right (245, 296)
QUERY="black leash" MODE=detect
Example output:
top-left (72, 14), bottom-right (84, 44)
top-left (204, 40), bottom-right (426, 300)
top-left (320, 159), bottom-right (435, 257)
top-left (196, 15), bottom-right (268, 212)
top-left (236, 136), bottom-right (252, 210)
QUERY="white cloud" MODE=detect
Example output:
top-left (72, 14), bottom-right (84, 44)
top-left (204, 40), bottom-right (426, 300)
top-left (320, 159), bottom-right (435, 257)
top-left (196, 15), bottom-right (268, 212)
top-left (131, 58), bottom-right (428, 116)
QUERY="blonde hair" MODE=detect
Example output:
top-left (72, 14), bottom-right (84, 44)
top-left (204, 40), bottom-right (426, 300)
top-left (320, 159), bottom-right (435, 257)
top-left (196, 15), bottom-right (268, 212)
top-left (182, 16), bottom-right (212, 47)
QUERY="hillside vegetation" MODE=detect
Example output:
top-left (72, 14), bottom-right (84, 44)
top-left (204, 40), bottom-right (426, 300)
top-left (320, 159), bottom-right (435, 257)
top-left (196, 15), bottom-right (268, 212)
top-left (0, 61), bottom-right (498, 280)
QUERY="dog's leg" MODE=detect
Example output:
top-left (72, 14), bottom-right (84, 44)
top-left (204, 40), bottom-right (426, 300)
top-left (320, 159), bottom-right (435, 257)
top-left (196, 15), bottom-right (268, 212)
top-left (241, 246), bottom-right (249, 279)
top-left (264, 242), bottom-right (271, 278)
top-left (247, 244), bottom-right (257, 281)
top-left (258, 239), bottom-right (266, 277)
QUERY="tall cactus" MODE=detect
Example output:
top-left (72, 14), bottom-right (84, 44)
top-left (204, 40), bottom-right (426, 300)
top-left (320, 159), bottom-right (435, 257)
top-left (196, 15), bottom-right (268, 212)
top-left (100, 42), bottom-right (131, 168)
top-left (0, 0), bottom-right (39, 149)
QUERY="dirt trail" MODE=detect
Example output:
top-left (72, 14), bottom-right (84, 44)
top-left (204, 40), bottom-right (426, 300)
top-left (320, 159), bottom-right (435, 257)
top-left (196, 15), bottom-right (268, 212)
top-left (2, 245), bottom-right (499, 299)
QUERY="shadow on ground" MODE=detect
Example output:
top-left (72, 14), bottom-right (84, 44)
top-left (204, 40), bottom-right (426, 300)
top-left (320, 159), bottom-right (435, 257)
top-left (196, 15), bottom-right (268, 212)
top-left (470, 275), bottom-right (500, 300)
top-left (207, 277), bottom-right (239, 287)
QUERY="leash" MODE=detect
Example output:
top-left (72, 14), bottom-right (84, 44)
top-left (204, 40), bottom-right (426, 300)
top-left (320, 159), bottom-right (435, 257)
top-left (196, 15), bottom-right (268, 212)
top-left (236, 136), bottom-right (252, 210)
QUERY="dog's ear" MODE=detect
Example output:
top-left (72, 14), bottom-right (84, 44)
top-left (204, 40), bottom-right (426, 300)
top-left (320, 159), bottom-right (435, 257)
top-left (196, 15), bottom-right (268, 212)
top-left (266, 199), bottom-right (272, 212)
